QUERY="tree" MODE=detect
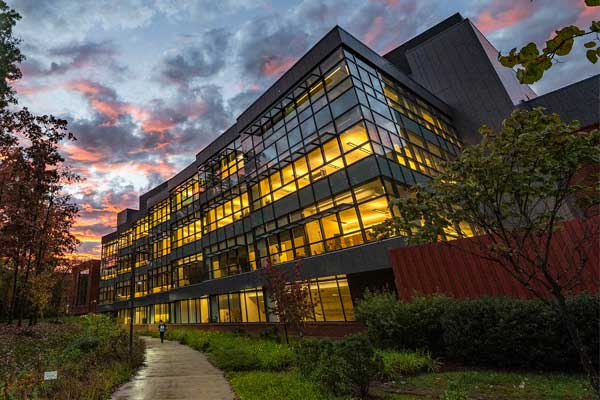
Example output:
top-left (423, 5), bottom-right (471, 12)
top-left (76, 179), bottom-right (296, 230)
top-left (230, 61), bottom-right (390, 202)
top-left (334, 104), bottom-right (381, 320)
top-left (262, 260), bottom-right (315, 343)
top-left (498, 1), bottom-right (599, 84)
top-left (0, 109), bottom-right (80, 325)
top-left (0, 1), bottom-right (80, 325)
top-left (0, 0), bottom-right (24, 107)
top-left (376, 108), bottom-right (600, 394)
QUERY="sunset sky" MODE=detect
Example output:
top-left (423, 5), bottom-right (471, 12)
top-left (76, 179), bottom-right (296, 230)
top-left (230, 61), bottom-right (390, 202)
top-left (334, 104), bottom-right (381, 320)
top-left (7, 0), bottom-right (598, 258)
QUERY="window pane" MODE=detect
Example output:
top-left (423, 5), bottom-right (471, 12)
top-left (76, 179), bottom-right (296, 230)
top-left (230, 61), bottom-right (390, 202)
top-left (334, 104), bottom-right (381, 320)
top-left (339, 123), bottom-right (369, 153)
top-left (229, 293), bottom-right (242, 323)
top-left (181, 300), bottom-right (189, 324)
top-left (310, 285), bottom-right (324, 321)
top-left (322, 139), bottom-right (341, 162)
top-left (358, 197), bottom-right (390, 232)
top-left (321, 216), bottom-right (340, 239)
top-left (218, 294), bottom-right (230, 323)
top-left (353, 180), bottom-right (385, 203)
top-left (200, 297), bottom-right (209, 323)
top-left (307, 147), bottom-right (324, 170)
top-left (244, 290), bottom-right (261, 322)
top-left (339, 208), bottom-right (361, 234)
top-left (338, 278), bottom-right (355, 321)
top-left (318, 280), bottom-right (345, 321)
top-left (330, 89), bottom-right (358, 118)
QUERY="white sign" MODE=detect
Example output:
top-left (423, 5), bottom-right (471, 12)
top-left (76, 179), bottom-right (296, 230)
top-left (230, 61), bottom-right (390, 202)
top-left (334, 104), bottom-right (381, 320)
top-left (44, 371), bottom-right (58, 380)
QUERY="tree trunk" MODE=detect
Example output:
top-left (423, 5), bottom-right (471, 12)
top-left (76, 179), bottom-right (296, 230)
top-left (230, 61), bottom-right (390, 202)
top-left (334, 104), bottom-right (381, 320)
top-left (554, 291), bottom-right (599, 397)
top-left (8, 250), bottom-right (22, 324)
top-left (283, 322), bottom-right (289, 344)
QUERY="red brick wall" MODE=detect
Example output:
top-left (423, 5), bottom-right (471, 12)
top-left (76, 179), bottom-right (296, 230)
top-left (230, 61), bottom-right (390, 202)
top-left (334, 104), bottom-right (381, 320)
top-left (389, 218), bottom-right (599, 300)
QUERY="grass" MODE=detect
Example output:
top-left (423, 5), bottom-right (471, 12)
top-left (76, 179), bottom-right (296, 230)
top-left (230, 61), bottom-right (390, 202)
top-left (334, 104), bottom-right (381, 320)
top-left (147, 329), bottom-right (294, 371)
top-left (377, 350), bottom-right (440, 380)
top-left (0, 315), bottom-right (144, 400)
top-left (380, 370), bottom-right (594, 400)
top-left (229, 371), bottom-right (341, 400)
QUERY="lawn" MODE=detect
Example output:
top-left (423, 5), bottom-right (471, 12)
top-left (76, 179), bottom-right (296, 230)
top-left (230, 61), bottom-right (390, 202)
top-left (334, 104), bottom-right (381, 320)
top-left (379, 370), bottom-right (593, 400)
top-left (0, 315), bottom-right (144, 400)
top-left (229, 371), bottom-right (340, 400)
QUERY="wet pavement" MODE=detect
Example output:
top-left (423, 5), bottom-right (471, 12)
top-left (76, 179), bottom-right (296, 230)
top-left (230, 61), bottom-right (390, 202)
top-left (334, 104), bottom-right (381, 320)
top-left (112, 336), bottom-right (235, 400)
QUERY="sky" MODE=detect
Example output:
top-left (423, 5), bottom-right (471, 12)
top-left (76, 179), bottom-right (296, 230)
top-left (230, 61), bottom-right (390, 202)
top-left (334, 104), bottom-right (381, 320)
top-left (7, 0), bottom-right (598, 259)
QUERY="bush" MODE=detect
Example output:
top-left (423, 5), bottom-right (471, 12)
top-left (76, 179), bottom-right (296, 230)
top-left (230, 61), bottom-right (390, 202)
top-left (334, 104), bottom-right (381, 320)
top-left (355, 290), bottom-right (449, 353)
top-left (209, 343), bottom-right (261, 371)
top-left (293, 338), bottom-right (334, 377)
top-left (312, 334), bottom-right (383, 399)
top-left (355, 292), bottom-right (600, 370)
top-left (377, 350), bottom-right (440, 380)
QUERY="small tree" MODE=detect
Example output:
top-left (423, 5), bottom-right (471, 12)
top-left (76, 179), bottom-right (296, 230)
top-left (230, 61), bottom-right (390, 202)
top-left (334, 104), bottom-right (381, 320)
top-left (377, 108), bottom-right (600, 394)
top-left (262, 260), bottom-right (315, 343)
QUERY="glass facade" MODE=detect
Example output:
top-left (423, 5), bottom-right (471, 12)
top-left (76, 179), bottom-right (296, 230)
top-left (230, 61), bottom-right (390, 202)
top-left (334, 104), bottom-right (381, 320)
top-left (100, 45), bottom-right (461, 325)
top-left (116, 275), bottom-right (354, 324)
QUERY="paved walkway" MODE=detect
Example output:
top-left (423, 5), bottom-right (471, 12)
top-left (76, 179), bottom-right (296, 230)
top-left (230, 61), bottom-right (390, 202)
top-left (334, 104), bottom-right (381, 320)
top-left (112, 336), bottom-right (235, 400)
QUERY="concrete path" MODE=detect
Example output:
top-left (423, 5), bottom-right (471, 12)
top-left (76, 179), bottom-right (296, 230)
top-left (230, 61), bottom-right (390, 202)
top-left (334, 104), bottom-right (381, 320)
top-left (112, 336), bottom-right (235, 400)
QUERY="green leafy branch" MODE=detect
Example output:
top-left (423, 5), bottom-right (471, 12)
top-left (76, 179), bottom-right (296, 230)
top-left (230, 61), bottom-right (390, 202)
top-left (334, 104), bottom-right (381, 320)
top-left (498, 0), bottom-right (599, 84)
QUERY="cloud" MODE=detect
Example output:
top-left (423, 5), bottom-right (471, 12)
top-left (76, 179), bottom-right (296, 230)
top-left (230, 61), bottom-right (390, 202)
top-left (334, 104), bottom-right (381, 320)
top-left (234, 17), bottom-right (311, 81)
top-left (159, 28), bottom-right (231, 89)
top-left (475, 1), bottom-right (533, 34)
top-left (21, 40), bottom-right (124, 79)
top-left (362, 15), bottom-right (385, 47)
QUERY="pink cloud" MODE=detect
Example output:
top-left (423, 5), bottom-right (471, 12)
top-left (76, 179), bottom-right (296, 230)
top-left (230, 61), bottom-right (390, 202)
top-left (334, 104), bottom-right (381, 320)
top-left (475, 1), bottom-right (533, 34)
top-left (363, 16), bottom-right (385, 47)
top-left (262, 56), bottom-right (297, 76)
top-left (63, 145), bottom-right (104, 163)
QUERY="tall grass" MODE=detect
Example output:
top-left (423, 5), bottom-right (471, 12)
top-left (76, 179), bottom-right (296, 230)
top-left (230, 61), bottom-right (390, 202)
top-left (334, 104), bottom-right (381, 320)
top-left (148, 329), bottom-right (294, 371)
top-left (0, 315), bottom-right (144, 400)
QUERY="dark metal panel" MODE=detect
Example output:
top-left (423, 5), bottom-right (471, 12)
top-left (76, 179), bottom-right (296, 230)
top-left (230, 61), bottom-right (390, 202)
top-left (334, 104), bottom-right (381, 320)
top-left (195, 123), bottom-right (239, 165)
top-left (393, 19), bottom-right (519, 144)
top-left (167, 160), bottom-right (199, 191)
top-left (517, 75), bottom-right (599, 129)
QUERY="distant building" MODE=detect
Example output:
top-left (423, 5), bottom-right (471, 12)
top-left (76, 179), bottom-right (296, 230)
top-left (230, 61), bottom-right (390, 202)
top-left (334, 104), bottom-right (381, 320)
top-left (68, 260), bottom-right (100, 315)
top-left (98, 14), bottom-right (599, 327)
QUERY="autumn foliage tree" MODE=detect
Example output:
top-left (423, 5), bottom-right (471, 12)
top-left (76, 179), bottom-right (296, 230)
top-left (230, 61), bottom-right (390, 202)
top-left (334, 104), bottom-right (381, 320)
top-left (0, 1), bottom-right (80, 325)
top-left (262, 260), bottom-right (315, 343)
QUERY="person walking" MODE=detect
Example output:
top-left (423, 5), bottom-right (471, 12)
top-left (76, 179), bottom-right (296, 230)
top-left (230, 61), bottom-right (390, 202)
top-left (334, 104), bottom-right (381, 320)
top-left (158, 320), bottom-right (167, 343)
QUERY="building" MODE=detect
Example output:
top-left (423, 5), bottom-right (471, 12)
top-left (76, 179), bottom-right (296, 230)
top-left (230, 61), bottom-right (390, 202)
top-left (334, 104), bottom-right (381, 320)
top-left (68, 259), bottom-right (101, 315)
top-left (98, 14), bottom-right (599, 327)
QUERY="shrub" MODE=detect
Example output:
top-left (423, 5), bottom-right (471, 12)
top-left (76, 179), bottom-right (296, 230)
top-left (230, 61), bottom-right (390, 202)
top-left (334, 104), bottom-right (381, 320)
top-left (354, 290), bottom-right (399, 348)
top-left (293, 338), bottom-right (334, 376)
top-left (377, 350), bottom-right (440, 380)
top-left (356, 291), bottom-right (450, 353)
top-left (441, 295), bottom-right (600, 369)
top-left (355, 292), bottom-right (600, 370)
top-left (209, 343), bottom-right (261, 371)
top-left (312, 334), bottom-right (383, 399)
